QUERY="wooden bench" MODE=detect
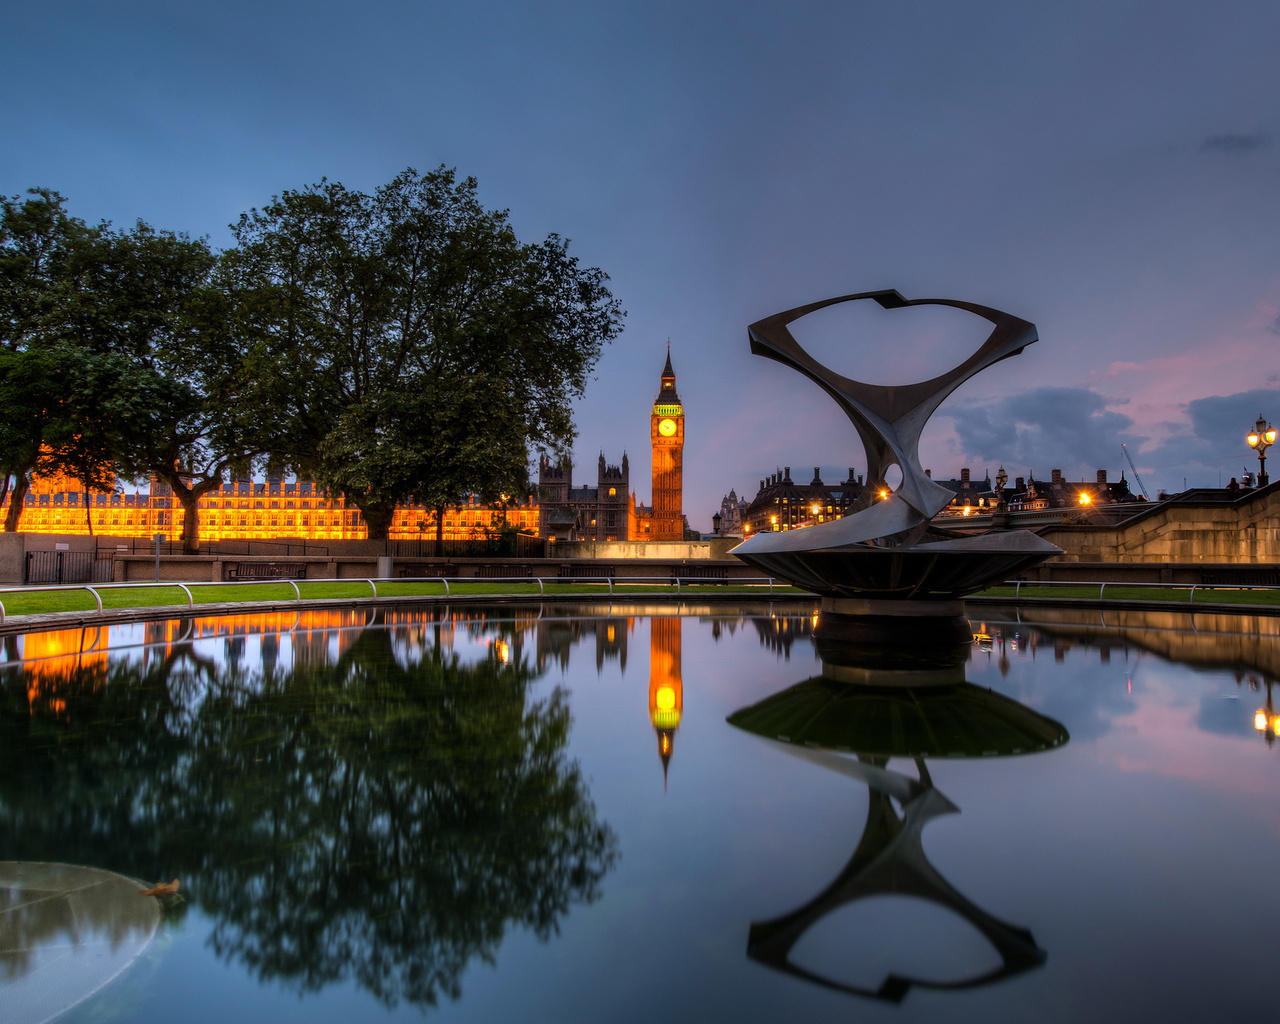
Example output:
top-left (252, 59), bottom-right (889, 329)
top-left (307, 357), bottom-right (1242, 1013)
top-left (557, 564), bottom-right (616, 579)
top-left (226, 562), bottom-right (308, 580)
top-left (474, 564), bottom-right (532, 578)
top-left (1200, 568), bottom-right (1280, 586)
top-left (398, 564), bottom-right (457, 578)
top-left (672, 566), bottom-right (729, 584)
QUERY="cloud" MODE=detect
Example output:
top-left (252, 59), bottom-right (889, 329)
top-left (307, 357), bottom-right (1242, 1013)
top-left (943, 387), bottom-right (1138, 478)
top-left (1201, 132), bottom-right (1271, 153)
top-left (1120, 388), bottom-right (1280, 488)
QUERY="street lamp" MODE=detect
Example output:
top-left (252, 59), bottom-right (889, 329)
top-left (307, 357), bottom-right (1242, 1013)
top-left (1246, 413), bottom-right (1276, 486)
top-left (995, 466), bottom-right (1008, 509)
top-left (712, 511), bottom-right (722, 535)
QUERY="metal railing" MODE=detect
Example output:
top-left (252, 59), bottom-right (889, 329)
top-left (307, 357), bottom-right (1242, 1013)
top-left (993, 579), bottom-right (1280, 604)
top-left (0, 575), bottom-right (785, 625)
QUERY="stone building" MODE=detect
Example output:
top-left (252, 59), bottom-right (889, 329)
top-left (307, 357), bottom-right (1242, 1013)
top-left (536, 452), bottom-right (632, 542)
top-left (741, 467), bottom-right (865, 536)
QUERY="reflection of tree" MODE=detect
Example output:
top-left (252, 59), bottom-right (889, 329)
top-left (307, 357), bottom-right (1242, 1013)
top-left (0, 625), bottom-right (617, 1010)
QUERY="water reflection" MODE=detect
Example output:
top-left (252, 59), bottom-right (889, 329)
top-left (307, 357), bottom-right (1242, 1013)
top-left (0, 608), bottom-right (618, 1011)
top-left (728, 641), bottom-right (1069, 1002)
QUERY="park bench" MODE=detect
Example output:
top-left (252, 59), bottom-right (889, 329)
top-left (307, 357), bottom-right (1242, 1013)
top-left (474, 564), bottom-right (532, 578)
top-left (1199, 568), bottom-right (1280, 586)
top-left (557, 564), bottom-right (616, 579)
top-left (398, 563), bottom-right (457, 578)
top-left (672, 566), bottom-right (729, 584)
top-left (226, 562), bottom-right (308, 581)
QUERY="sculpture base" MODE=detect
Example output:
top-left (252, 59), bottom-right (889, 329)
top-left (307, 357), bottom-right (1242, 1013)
top-left (815, 597), bottom-right (971, 647)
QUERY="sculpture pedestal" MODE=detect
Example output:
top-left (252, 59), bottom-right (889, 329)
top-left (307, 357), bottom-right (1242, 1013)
top-left (814, 596), bottom-right (971, 646)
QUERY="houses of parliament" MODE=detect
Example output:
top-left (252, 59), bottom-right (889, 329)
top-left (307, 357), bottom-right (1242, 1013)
top-left (0, 352), bottom-right (688, 544)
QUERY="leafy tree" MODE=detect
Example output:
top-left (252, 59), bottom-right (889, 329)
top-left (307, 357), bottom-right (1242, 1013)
top-left (221, 167), bottom-right (624, 539)
top-left (0, 190), bottom-right (104, 529)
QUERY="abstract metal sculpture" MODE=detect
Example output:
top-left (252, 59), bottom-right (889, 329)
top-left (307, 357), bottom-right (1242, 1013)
top-left (733, 289), bottom-right (1059, 637)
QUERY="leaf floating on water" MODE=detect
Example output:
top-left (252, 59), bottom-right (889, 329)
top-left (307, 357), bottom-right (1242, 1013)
top-left (139, 878), bottom-right (181, 897)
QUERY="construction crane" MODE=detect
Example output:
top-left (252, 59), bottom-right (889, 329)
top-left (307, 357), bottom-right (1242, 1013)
top-left (1120, 443), bottom-right (1150, 500)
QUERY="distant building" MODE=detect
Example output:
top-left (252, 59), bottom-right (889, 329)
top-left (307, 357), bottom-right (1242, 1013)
top-left (537, 452), bottom-right (633, 542)
top-left (714, 489), bottom-right (749, 537)
top-left (741, 467), bottom-right (865, 536)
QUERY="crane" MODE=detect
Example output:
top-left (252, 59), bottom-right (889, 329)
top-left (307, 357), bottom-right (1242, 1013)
top-left (1120, 443), bottom-right (1150, 500)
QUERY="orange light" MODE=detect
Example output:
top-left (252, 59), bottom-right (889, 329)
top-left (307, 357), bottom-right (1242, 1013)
top-left (1248, 432), bottom-right (1261, 447)
top-left (655, 686), bottom-right (676, 711)
top-left (1255, 710), bottom-right (1268, 731)
top-left (1268, 429), bottom-right (1278, 445)
top-left (1079, 493), bottom-right (1092, 505)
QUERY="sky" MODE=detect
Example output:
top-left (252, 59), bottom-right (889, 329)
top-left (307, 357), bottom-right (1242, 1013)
top-left (4, 0), bottom-right (1280, 529)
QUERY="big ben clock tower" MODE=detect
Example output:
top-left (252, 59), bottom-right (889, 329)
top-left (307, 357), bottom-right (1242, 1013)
top-left (650, 346), bottom-right (684, 541)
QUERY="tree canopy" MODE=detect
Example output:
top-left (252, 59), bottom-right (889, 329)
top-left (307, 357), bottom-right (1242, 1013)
top-left (220, 167), bottom-right (625, 539)
top-left (0, 171), bottom-right (622, 545)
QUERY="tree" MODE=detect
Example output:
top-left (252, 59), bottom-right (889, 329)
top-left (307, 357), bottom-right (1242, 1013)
top-left (220, 167), bottom-right (624, 540)
top-left (0, 190), bottom-right (104, 530)
top-left (87, 223), bottom-right (258, 553)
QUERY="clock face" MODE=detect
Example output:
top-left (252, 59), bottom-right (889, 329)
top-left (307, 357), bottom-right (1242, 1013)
top-left (658, 418), bottom-right (677, 437)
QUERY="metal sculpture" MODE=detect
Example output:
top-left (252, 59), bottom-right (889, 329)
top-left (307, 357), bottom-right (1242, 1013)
top-left (733, 289), bottom-right (1060, 613)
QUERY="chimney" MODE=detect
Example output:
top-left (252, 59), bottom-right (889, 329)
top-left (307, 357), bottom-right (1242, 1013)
top-left (1052, 468), bottom-right (1062, 484)
top-left (783, 467), bottom-right (792, 483)
top-left (760, 479), bottom-right (765, 492)
top-left (1097, 469), bottom-right (1107, 484)
top-left (1015, 477), bottom-right (1025, 491)
top-left (961, 468), bottom-right (970, 483)
top-left (811, 467), bottom-right (823, 485)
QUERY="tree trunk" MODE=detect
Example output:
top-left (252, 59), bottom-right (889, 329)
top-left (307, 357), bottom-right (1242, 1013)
top-left (4, 470), bottom-right (31, 532)
top-left (159, 473), bottom-right (222, 555)
top-left (0, 473), bottom-right (9, 512)
top-left (358, 502), bottom-right (394, 541)
top-left (84, 488), bottom-right (94, 536)
top-left (435, 506), bottom-right (445, 558)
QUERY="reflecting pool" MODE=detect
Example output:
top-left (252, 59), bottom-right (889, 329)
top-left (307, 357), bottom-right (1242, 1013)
top-left (2, 602), bottom-right (1278, 1023)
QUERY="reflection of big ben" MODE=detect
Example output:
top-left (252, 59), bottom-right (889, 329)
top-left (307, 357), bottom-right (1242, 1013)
top-left (651, 346), bottom-right (684, 541)
top-left (649, 617), bottom-right (683, 785)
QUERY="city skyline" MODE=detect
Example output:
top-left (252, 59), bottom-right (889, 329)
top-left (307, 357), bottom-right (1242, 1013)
top-left (4, 1), bottom-right (1279, 528)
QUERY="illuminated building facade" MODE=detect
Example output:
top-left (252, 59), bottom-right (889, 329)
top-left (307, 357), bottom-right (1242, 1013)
top-left (647, 349), bottom-right (685, 541)
top-left (741, 467), bottom-right (865, 537)
top-left (4, 352), bottom-right (685, 544)
top-left (649, 616), bottom-right (683, 785)
top-left (1, 471), bottom-right (538, 542)
top-left (536, 453), bottom-right (633, 542)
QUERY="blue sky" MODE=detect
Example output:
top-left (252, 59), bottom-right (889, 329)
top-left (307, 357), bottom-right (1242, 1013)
top-left (5, 0), bottom-right (1280, 526)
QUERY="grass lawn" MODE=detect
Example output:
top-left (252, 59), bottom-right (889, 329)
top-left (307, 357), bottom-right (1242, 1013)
top-left (0, 579), bottom-right (807, 619)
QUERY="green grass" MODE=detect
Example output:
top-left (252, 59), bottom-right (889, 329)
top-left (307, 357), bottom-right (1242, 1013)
top-left (0, 578), bottom-right (808, 619)
top-left (975, 584), bottom-right (1280, 606)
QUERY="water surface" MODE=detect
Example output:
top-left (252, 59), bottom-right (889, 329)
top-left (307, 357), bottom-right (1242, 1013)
top-left (2, 602), bottom-right (1277, 1023)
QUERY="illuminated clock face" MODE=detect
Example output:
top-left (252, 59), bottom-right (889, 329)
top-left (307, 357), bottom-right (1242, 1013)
top-left (658, 418), bottom-right (677, 437)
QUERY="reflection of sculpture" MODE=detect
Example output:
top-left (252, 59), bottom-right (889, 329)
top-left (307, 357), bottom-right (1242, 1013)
top-left (0, 614), bottom-right (618, 1011)
top-left (649, 617), bottom-right (683, 784)
top-left (727, 642), bottom-right (1068, 1002)
top-left (733, 291), bottom-right (1060, 639)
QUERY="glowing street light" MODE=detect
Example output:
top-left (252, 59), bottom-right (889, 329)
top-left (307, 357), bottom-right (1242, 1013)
top-left (1247, 413), bottom-right (1276, 486)
top-left (1078, 492), bottom-right (1092, 505)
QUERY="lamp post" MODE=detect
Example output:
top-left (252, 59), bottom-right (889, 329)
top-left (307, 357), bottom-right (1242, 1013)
top-left (712, 511), bottom-right (722, 535)
top-left (994, 466), bottom-right (1008, 510)
top-left (1247, 413), bottom-right (1276, 487)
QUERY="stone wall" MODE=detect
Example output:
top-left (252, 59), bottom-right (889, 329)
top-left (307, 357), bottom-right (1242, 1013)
top-left (553, 538), bottom-right (741, 561)
top-left (1040, 486), bottom-right (1280, 563)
